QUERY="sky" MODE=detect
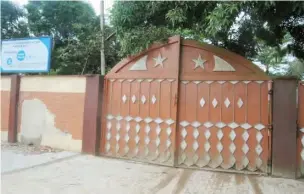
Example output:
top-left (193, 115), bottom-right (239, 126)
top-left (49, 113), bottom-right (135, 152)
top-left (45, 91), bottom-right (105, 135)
top-left (11, 0), bottom-right (114, 15)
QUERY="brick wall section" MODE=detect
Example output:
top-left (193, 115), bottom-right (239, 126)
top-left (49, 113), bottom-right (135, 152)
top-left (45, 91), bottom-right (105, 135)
top-left (1, 92), bottom-right (10, 131)
top-left (1, 76), bottom-right (11, 141)
top-left (17, 92), bottom-right (85, 139)
top-left (17, 76), bottom-right (86, 151)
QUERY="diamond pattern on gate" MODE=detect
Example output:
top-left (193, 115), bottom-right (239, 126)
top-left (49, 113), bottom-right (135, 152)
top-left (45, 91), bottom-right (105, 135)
top-left (153, 124), bottom-right (162, 161)
top-left (106, 120), bottom-right (112, 153)
top-left (192, 125), bottom-right (200, 166)
top-left (208, 127), bottom-right (224, 169)
top-left (227, 126), bottom-right (237, 169)
top-left (105, 115), bottom-right (175, 163)
top-left (241, 129), bottom-right (250, 169)
top-left (163, 119), bottom-right (174, 162)
top-left (177, 120), bottom-right (266, 171)
top-left (255, 128), bottom-right (264, 169)
top-left (106, 115), bottom-right (267, 171)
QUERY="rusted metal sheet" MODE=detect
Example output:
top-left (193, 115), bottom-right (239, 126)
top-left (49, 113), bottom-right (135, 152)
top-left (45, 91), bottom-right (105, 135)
top-left (297, 82), bottom-right (304, 178)
top-left (272, 79), bottom-right (297, 179)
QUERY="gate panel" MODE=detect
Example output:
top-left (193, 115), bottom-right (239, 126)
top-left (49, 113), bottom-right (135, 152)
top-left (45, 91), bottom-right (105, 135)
top-left (100, 37), bottom-right (271, 174)
top-left (177, 81), bottom-right (269, 173)
top-left (298, 82), bottom-right (304, 177)
top-left (177, 40), bottom-right (270, 173)
top-left (103, 78), bottom-right (178, 165)
top-left (100, 37), bottom-right (181, 166)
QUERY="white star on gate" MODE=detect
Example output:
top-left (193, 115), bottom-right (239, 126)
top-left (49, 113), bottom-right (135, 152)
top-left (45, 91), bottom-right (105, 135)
top-left (192, 54), bottom-right (206, 70)
top-left (153, 53), bottom-right (167, 68)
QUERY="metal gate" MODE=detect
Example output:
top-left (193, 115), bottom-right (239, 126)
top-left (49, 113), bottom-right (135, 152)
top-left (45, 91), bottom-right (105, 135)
top-left (100, 36), bottom-right (271, 174)
top-left (100, 37), bottom-right (181, 165)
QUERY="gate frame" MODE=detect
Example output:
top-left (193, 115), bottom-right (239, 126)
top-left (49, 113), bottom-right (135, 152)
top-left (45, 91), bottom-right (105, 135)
top-left (271, 77), bottom-right (298, 179)
top-left (99, 36), bottom-right (182, 166)
top-left (96, 36), bottom-right (274, 175)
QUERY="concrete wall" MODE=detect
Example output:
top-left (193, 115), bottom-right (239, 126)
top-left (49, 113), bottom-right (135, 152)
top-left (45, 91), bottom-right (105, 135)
top-left (1, 76), bottom-right (11, 141)
top-left (16, 76), bottom-right (86, 152)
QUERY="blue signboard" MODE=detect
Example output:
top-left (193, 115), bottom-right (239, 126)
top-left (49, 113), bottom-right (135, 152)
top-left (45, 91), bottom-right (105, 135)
top-left (1, 37), bottom-right (52, 73)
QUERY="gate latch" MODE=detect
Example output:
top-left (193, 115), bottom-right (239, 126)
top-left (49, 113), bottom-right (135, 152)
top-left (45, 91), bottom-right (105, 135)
top-left (267, 124), bottom-right (273, 131)
top-left (268, 89), bottom-right (273, 95)
top-left (174, 94), bottom-right (178, 105)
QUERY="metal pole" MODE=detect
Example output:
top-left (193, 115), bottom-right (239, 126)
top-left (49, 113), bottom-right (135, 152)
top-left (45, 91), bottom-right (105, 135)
top-left (100, 0), bottom-right (105, 75)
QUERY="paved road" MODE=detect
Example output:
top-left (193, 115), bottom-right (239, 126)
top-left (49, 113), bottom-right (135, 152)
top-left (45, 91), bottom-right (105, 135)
top-left (1, 145), bottom-right (304, 194)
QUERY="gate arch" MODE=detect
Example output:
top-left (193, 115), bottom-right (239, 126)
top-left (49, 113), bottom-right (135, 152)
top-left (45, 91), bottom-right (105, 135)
top-left (100, 36), bottom-right (271, 174)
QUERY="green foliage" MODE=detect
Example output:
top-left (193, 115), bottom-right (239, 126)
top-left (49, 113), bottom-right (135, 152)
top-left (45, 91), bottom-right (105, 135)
top-left (2, 1), bottom-right (303, 76)
top-left (1, 1), bottom-right (29, 39)
top-left (286, 59), bottom-right (304, 79)
top-left (117, 26), bottom-right (172, 57)
top-left (26, 1), bottom-right (119, 75)
top-left (111, 1), bottom-right (304, 61)
top-left (2, 1), bottom-right (119, 75)
top-left (25, 1), bottom-right (95, 39)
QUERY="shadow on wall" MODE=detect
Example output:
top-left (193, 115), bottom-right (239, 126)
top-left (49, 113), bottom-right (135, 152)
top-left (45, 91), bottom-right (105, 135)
top-left (19, 98), bottom-right (82, 151)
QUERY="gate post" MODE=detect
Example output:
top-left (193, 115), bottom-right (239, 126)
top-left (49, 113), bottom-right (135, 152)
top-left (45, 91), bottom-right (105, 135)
top-left (272, 77), bottom-right (298, 179)
top-left (8, 74), bottom-right (20, 143)
top-left (82, 75), bottom-right (104, 155)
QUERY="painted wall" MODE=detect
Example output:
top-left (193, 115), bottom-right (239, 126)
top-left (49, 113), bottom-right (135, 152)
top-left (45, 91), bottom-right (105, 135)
top-left (1, 76), bottom-right (11, 141)
top-left (17, 76), bottom-right (86, 152)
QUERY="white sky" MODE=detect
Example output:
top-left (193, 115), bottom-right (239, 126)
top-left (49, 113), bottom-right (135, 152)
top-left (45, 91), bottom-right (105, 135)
top-left (11, 0), bottom-right (114, 15)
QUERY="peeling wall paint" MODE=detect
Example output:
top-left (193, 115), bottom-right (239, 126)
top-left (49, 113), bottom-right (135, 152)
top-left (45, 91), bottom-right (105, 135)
top-left (19, 98), bottom-right (82, 151)
top-left (1, 91), bottom-right (10, 133)
top-left (1, 77), bottom-right (11, 136)
top-left (1, 131), bottom-right (8, 141)
top-left (1, 76), bottom-right (11, 91)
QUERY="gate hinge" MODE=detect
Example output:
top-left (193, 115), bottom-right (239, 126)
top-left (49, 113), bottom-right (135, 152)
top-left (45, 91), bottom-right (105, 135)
top-left (267, 124), bottom-right (273, 131)
top-left (268, 89), bottom-right (273, 95)
top-left (267, 158), bottom-right (272, 174)
top-left (296, 120), bottom-right (300, 129)
top-left (296, 120), bottom-right (300, 138)
top-left (267, 158), bottom-right (272, 166)
top-left (174, 93), bottom-right (178, 106)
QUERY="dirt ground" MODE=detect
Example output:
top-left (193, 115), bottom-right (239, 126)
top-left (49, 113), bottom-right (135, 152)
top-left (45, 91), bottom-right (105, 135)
top-left (1, 142), bottom-right (304, 194)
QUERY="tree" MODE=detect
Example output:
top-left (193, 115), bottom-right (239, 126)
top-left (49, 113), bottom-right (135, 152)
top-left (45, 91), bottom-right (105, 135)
top-left (110, 1), bottom-right (304, 61)
top-left (1, 1), bottom-right (29, 39)
top-left (286, 59), bottom-right (304, 79)
top-left (26, 1), bottom-right (96, 43)
top-left (53, 19), bottom-right (119, 74)
top-left (24, 1), bottom-right (119, 74)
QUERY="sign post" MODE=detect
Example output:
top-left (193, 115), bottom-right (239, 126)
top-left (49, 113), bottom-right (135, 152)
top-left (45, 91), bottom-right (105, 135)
top-left (1, 37), bottom-right (52, 73)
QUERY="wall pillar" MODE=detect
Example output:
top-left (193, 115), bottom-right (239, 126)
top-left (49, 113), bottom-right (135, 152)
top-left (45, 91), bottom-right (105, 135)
top-left (82, 75), bottom-right (104, 155)
top-left (8, 75), bottom-right (20, 143)
top-left (272, 78), bottom-right (298, 179)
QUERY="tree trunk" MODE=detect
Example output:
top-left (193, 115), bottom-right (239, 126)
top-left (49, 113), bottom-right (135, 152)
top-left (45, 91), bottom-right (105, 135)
top-left (266, 64), bottom-right (269, 75)
top-left (100, 0), bottom-right (105, 75)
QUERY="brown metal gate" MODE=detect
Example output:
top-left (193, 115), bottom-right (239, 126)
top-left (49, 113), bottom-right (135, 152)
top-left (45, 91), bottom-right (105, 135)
top-left (100, 36), bottom-right (271, 173)
top-left (99, 37), bottom-right (181, 165)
